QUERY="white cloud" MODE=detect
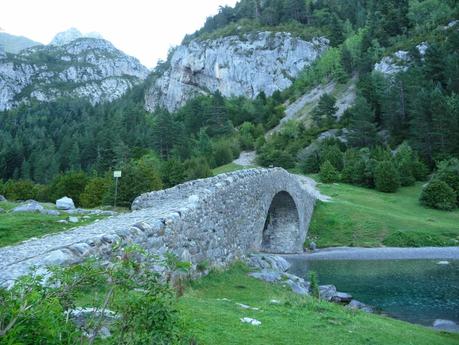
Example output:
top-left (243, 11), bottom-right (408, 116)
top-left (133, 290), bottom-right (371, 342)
top-left (0, 0), bottom-right (238, 67)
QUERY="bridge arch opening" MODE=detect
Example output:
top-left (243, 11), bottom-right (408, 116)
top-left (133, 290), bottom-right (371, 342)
top-left (261, 191), bottom-right (300, 253)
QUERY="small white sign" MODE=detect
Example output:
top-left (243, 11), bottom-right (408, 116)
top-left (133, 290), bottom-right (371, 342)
top-left (113, 171), bottom-right (122, 178)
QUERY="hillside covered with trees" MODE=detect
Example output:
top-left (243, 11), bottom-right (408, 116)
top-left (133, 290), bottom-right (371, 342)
top-left (0, 0), bottom-right (458, 209)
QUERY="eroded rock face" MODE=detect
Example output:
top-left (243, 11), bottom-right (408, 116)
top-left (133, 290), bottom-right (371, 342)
top-left (0, 38), bottom-right (149, 111)
top-left (374, 42), bottom-right (429, 76)
top-left (145, 32), bottom-right (329, 112)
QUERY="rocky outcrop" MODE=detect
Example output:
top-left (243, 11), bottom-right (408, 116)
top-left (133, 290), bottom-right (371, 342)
top-left (374, 42), bottom-right (429, 75)
top-left (50, 28), bottom-right (103, 46)
top-left (145, 32), bottom-right (329, 112)
top-left (0, 38), bottom-right (149, 111)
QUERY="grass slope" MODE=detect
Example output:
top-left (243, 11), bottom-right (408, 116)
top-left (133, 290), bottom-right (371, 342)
top-left (309, 181), bottom-right (459, 248)
top-left (179, 264), bottom-right (459, 345)
top-left (0, 201), bottom-right (108, 247)
top-left (213, 162), bottom-right (249, 175)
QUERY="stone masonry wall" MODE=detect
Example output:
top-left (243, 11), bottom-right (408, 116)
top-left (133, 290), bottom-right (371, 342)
top-left (0, 168), bottom-right (316, 287)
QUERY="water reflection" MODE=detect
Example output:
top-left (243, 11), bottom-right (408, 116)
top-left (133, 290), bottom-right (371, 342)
top-left (287, 258), bottom-right (459, 326)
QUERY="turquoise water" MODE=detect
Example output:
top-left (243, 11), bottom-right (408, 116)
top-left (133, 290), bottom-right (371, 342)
top-left (287, 258), bottom-right (459, 326)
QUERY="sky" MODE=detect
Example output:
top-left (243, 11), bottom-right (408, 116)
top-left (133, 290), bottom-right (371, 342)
top-left (0, 0), bottom-right (239, 68)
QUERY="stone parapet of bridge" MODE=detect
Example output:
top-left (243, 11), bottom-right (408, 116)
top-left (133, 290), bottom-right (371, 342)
top-left (0, 168), bottom-right (316, 287)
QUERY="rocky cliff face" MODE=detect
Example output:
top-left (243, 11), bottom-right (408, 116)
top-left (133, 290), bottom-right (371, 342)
top-left (145, 32), bottom-right (329, 112)
top-left (0, 38), bottom-right (149, 111)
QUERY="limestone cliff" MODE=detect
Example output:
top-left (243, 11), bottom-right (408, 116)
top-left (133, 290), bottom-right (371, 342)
top-left (145, 32), bottom-right (329, 112)
top-left (0, 38), bottom-right (149, 111)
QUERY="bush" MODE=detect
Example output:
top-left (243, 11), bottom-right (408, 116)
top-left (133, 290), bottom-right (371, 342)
top-left (0, 247), bottom-right (187, 344)
top-left (420, 180), bottom-right (457, 211)
top-left (383, 231), bottom-right (447, 247)
top-left (49, 171), bottom-right (89, 206)
top-left (309, 271), bottom-right (320, 299)
top-left (321, 144), bottom-right (344, 171)
top-left (374, 161), bottom-right (400, 193)
top-left (435, 158), bottom-right (459, 203)
top-left (184, 157), bottom-right (213, 181)
top-left (213, 141), bottom-right (234, 167)
top-left (3, 179), bottom-right (37, 201)
top-left (80, 177), bottom-right (111, 208)
top-left (319, 160), bottom-right (340, 183)
top-left (341, 149), bottom-right (366, 185)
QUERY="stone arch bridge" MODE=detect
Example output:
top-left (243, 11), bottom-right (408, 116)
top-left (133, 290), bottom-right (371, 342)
top-left (0, 168), bottom-right (316, 287)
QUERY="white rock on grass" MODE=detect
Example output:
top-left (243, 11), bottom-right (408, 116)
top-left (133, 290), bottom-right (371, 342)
top-left (0, 195), bottom-right (6, 202)
top-left (240, 317), bottom-right (261, 326)
top-left (12, 200), bottom-right (44, 213)
top-left (56, 197), bottom-right (75, 210)
top-left (68, 216), bottom-right (79, 223)
top-left (236, 303), bottom-right (260, 311)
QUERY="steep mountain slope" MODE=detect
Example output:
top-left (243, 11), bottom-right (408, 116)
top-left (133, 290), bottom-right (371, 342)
top-left (0, 32), bottom-right (42, 54)
top-left (0, 37), bottom-right (149, 111)
top-left (145, 32), bottom-right (328, 112)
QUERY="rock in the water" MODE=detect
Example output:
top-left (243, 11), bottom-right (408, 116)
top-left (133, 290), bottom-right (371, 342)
top-left (331, 292), bottom-right (353, 303)
top-left (437, 261), bottom-right (450, 265)
top-left (433, 319), bottom-right (459, 333)
top-left (0, 195), bottom-right (6, 202)
top-left (240, 317), bottom-right (261, 326)
top-left (40, 209), bottom-right (60, 216)
top-left (347, 299), bottom-right (374, 313)
top-left (309, 241), bottom-right (317, 251)
top-left (56, 197), bottom-right (75, 210)
top-left (68, 216), bottom-right (79, 223)
top-left (319, 285), bottom-right (337, 301)
top-left (12, 200), bottom-right (44, 213)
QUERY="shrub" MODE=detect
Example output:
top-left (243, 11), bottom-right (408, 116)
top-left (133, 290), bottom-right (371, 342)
top-left (213, 141), bottom-right (234, 167)
top-left (341, 149), bottom-right (366, 185)
top-left (0, 247), bottom-right (187, 344)
top-left (80, 177), bottom-right (111, 208)
top-left (420, 180), bottom-right (457, 211)
top-left (49, 171), bottom-right (89, 206)
top-left (435, 158), bottom-right (459, 203)
top-left (309, 271), bottom-right (320, 299)
top-left (383, 231), bottom-right (447, 247)
top-left (184, 157), bottom-right (213, 181)
top-left (321, 144), bottom-right (343, 171)
top-left (374, 161), bottom-right (400, 193)
top-left (319, 160), bottom-right (340, 183)
top-left (3, 179), bottom-right (36, 201)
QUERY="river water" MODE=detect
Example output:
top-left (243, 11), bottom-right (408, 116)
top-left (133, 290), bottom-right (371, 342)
top-left (287, 258), bottom-right (459, 326)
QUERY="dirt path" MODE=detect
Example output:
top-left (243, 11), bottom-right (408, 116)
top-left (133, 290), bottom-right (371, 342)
top-left (233, 151), bottom-right (257, 167)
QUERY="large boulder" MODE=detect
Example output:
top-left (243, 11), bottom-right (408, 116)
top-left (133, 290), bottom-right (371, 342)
top-left (0, 195), bottom-right (6, 202)
top-left (12, 200), bottom-right (44, 213)
top-left (347, 299), bottom-right (374, 313)
top-left (248, 254), bottom-right (291, 272)
top-left (433, 319), bottom-right (459, 333)
top-left (56, 197), bottom-right (75, 210)
top-left (319, 285), bottom-right (337, 301)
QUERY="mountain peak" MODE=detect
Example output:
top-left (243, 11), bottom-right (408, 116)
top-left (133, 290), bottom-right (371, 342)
top-left (50, 28), bottom-right (103, 46)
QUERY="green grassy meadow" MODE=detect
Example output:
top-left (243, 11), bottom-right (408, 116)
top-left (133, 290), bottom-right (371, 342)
top-left (0, 200), bottom-right (109, 247)
top-left (178, 264), bottom-right (459, 345)
top-left (309, 182), bottom-right (459, 248)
